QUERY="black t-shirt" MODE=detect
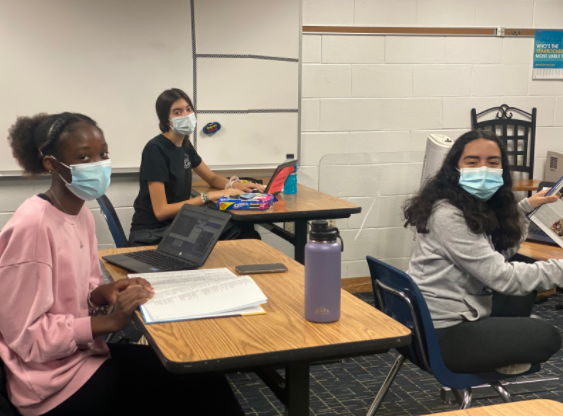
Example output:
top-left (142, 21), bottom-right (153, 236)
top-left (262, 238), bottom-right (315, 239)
top-left (131, 134), bottom-right (202, 231)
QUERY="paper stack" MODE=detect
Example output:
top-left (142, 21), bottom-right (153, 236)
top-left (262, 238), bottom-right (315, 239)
top-left (128, 268), bottom-right (267, 324)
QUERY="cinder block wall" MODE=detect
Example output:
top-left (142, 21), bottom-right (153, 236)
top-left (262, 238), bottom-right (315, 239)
top-left (300, 0), bottom-right (563, 278)
top-left (1, 0), bottom-right (562, 279)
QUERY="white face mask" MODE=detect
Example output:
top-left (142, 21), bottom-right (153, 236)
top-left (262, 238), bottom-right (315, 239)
top-left (171, 113), bottom-right (197, 136)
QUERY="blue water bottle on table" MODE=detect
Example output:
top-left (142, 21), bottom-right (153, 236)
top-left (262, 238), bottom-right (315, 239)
top-left (283, 153), bottom-right (297, 195)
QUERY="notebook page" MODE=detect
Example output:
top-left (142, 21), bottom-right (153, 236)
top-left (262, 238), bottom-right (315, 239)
top-left (129, 268), bottom-right (267, 323)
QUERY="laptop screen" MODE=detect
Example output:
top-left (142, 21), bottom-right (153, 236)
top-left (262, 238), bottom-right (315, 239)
top-left (158, 207), bottom-right (228, 265)
top-left (266, 160), bottom-right (297, 194)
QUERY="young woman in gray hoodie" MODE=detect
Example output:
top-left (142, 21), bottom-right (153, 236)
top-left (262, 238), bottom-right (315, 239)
top-left (404, 129), bottom-right (563, 374)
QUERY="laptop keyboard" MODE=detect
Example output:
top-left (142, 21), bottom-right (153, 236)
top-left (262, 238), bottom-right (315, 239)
top-left (527, 222), bottom-right (557, 245)
top-left (125, 250), bottom-right (195, 271)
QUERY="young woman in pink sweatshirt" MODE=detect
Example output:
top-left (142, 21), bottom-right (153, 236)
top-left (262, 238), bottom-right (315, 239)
top-left (0, 113), bottom-right (244, 415)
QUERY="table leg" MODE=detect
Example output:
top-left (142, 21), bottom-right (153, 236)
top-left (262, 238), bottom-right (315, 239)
top-left (294, 220), bottom-right (308, 265)
top-left (285, 361), bottom-right (310, 416)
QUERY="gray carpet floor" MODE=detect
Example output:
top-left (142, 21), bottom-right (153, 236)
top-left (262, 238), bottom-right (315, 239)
top-left (227, 292), bottom-right (563, 415)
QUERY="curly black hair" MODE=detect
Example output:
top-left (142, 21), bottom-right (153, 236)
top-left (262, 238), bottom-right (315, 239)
top-left (403, 130), bottom-right (523, 252)
top-left (8, 112), bottom-right (100, 175)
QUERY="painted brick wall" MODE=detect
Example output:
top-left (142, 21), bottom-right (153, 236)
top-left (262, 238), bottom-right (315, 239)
top-left (301, 0), bottom-right (563, 278)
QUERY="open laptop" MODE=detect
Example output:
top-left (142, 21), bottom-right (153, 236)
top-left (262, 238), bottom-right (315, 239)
top-left (527, 221), bottom-right (559, 246)
top-left (190, 160), bottom-right (298, 199)
top-left (103, 204), bottom-right (230, 273)
top-left (253, 159), bottom-right (298, 195)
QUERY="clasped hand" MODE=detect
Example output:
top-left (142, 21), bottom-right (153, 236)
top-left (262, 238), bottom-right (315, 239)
top-left (91, 278), bottom-right (155, 332)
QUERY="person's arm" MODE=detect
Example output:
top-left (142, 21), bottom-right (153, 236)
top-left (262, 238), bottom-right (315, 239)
top-left (149, 181), bottom-right (245, 221)
top-left (430, 203), bottom-right (563, 295)
top-left (194, 161), bottom-right (229, 189)
top-left (0, 262), bottom-right (96, 363)
top-left (148, 181), bottom-right (205, 221)
top-left (90, 285), bottom-right (153, 337)
top-left (194, 161), bottom-right (266, 193)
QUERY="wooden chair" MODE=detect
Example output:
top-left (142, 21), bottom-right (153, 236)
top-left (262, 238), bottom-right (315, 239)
top-left (471, 105), bottom-right (538, 193)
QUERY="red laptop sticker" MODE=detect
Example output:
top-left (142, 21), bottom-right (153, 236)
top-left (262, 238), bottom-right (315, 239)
top-left (268, 166), bottom-right (295, 194)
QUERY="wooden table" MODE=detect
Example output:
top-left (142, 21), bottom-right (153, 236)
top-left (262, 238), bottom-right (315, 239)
top-left (519, 241), bottom-right (563, 296)
top-left (513, 179), bottom-right (542, 192)
top-left (99, 240), bottom-right (411, 416)
top-left (519, 240), bottom-right (563, 262)
top-left (192, 181), bottom-right (361, 264)
top-left (428, 399), bottom-right (563, 415)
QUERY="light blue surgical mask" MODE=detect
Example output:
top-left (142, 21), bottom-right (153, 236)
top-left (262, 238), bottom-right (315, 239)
top-left (57, 159), bottom-right (112, 200)
top-left (171, 113), bottom-right (197, 136)
top-left (458, 166), bottom-right (504, 201)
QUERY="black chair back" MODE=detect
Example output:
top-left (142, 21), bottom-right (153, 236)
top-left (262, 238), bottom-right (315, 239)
top-left (471, 104), bottom-right (537, 180)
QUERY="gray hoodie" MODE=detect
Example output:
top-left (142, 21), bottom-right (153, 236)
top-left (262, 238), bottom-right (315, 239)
top-left (407, 199), bottom-right (563, 329)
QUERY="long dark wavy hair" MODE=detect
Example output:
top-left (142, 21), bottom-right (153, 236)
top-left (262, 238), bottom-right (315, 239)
top-left (403, 130), bottom-right (523, 252)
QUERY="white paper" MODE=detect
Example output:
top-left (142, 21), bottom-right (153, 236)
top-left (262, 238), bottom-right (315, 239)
top-left (129, 268), bottom-right (268, 324)
top-left (532, 68), bottom-right (563, 80)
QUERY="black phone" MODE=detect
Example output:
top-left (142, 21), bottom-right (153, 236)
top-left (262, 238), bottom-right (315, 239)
top-left (235, 263), bottom-right (288, 274)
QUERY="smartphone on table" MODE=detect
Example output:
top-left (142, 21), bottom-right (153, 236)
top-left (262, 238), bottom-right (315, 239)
top-left (235, 263), bottom-right (288, 274)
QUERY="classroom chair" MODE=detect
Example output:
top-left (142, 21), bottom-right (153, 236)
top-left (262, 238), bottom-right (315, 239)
top-left (96, 195), bottom-right (128, 248)
top-left (365, 256), bottom-right (541, 415)
top-left (471, 104), bottom-right (537, 194)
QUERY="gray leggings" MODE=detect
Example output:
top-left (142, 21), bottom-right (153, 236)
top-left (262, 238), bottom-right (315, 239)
top-left (435, 291), bottom-right (562, 373)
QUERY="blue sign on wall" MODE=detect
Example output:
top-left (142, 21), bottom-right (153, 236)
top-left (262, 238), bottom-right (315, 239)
top-left (535, 30), bottom-right (563, 69)
top-left (534, 30), bottom-right (563, 79)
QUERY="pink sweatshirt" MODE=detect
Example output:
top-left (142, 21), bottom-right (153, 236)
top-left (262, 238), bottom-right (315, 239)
top-left (0, 196), bottom-right (109, 416)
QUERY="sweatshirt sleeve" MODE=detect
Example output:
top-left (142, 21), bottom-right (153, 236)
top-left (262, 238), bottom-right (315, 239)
top-left (430, 203), bottom-right (563, 295)
top-left (0, 262), bottom-right (93, 364)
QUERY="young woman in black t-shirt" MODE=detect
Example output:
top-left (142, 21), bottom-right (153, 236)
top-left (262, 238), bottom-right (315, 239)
top-left (129, 88), bottom-right (264, 246)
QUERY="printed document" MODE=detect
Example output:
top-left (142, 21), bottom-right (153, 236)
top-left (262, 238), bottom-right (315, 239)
top-left (128, 268), bottom-right (267, 324)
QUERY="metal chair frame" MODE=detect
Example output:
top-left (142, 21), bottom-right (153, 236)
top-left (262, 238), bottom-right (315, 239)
top-left (96, 194), bottom-right (129, 248)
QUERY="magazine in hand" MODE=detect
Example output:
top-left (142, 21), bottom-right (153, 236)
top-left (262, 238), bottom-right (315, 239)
top-left (528, 175), bottom-right (563, 249)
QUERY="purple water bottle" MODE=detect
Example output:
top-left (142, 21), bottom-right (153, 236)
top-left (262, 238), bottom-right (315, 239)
top-left (305, 220), bottom-right (344, 323)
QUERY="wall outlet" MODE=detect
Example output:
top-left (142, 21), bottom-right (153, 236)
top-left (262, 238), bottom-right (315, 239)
top-left (284, 222), bottom-right (295, 233)
top-left (327, 219), bottom-right (336, 228)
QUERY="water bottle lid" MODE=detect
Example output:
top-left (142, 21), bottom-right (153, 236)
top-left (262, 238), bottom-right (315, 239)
top-left (309, 220), bottom-right (338, 242)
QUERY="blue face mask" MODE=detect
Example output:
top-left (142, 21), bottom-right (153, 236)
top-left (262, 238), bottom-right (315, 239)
top-left (171, 113), bottom-right (197, 136)
top-left (459, 166), bottom-right (504, 200)
top-left (57, 159), bottom-right (112, 200)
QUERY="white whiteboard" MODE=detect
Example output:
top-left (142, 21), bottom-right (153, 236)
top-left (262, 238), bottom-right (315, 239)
top-left (0, 0), bottom-right (300, 173)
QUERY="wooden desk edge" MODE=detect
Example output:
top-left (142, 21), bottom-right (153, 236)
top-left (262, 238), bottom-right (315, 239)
top-left (428, 398), bottom-right (563, 415)
top-left (227, 206), bottom-right (362, 222)
top-left (152, 331), bottom-right (412, 374)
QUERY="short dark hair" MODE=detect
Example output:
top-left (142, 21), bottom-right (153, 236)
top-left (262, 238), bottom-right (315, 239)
top-left (8, 112), bottom-right (100, 175)
top-left (156, 88), bottom-right (194, 134)
top-left (403, 129), bottom-right (523, 251)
